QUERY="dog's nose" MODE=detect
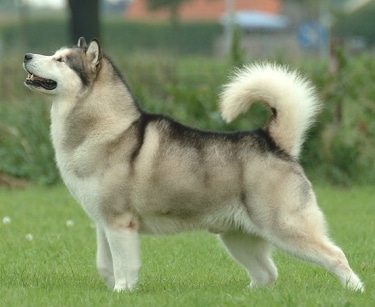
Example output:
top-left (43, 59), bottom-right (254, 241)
top-left (24, 53), bottom-right (33, 63)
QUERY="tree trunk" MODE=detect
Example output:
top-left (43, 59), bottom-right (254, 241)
top-left (68, 0), bottom-right (100, 44)
top-left (18, 1), bottom-right (30, 48)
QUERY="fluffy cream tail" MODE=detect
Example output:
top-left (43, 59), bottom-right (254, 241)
top-left (219, 63), bottom-right (320, 159)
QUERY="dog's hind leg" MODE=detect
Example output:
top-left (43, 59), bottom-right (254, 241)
top-left (96, 226), bottom-right (115, 289)
top-left (104, 215), bottom-right (141, 292)
top-left (263, 195), bottom-right (364, 292)
top-left (220, 232), bottom-right (278, 288)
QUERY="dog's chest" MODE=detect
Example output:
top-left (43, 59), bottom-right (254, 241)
top-left (59, 157), bottom-right (102, 221)
top-left (52, 137), bottom-right (103, 220)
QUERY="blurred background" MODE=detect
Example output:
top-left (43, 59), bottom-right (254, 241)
top-left (0, 0), bottom-right (374, 187)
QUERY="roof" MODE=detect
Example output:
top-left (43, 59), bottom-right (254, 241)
top-left (125, 0), bottom-right (282, 21)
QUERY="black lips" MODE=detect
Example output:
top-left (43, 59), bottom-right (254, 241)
top-left (25, 74), bottom-right (57, 90)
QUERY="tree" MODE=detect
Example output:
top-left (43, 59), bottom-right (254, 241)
top-left (68, 0), bottom-right (100, 43)
top-left (145, 0), bottom-right (192, 23)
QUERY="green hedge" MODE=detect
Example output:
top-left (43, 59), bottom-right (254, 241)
top-left (103, 21), bottom-right (222, 55)
top-left (1, 20), bottom-right (375, 185)
top-left (333, 1), bottom-right (375, 46)
top-left (0, 19), bottom-right (222, 55)
top-left (0, 19), bottom-right (68, 53)
top-left (302, 51), bottom-right (375, 185)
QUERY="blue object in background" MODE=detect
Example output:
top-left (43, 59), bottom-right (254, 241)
top-left (297, 21), bottom-right (328, 50)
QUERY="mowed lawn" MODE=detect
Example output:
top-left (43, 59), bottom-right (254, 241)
top-left (0, 185), bottom-right (374, 306)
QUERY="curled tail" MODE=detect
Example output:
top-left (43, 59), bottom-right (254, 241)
top-left (219, 63), bottom-right (320, 159)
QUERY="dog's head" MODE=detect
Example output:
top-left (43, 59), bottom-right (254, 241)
top-left (23, 37), bottom-right (102, 96)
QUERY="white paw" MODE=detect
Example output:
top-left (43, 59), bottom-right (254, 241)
top-left (113, 280), bottom-right (137, 292)
top-left (346, 274), bottom-right (364, 293)
top-left (114, 285), bottom-right (127, 292)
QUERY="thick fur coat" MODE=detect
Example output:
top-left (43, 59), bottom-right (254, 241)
top-left (23, 38), bottom-right (364, 292)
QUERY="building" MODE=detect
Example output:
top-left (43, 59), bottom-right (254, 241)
top-left (125, 0), bottom-right (282, 22)
top-left (124, 0), bottom-right (303, 59)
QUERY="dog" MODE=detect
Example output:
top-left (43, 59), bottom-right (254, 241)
top-left (23, 37), bottom-right (364, 292)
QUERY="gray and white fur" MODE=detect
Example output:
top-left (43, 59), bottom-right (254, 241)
top-left (23, 37), bottom-right (364, 292)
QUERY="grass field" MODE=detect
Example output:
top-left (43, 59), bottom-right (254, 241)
top-left (0, 185), bottom-right (374, 306)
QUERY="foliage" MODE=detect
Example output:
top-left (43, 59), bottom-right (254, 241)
top-left (230, 26), bottom-right (246, 67)
top-left (0, 100), bottom-right (58, 185)
top-left (0, 185), bottom-right (374, 305)
top-left (0, 18), bottom-right (222, 55)
top-left (102, 20), bottom-right (222, 55)
top-left (0, 19), bottom-right (68, 53)
top-left (1, 20), bottom-right (375, 185)
top-left (304, 50), bottom-right (375, 185)
top-left (0, 56), bottom-right (59, 185)
top-left (333, 1), bottom-right (375, 46)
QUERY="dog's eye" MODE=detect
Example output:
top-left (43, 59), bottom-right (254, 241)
top-left (56, 57), bottom-right (64, 63)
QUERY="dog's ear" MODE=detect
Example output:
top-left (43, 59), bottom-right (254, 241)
top-left (77, 37), bottom-right (88, 49)
top-left (86, 39), bottom-right (102, 73)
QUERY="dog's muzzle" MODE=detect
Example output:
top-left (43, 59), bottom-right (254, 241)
top-left (23, 53), bottom-right (58, 91)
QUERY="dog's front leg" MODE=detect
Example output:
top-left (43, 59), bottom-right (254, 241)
top-left (104, 220), bottom-right (140, 292)
top-left (96, 226), bottom-right (115, 289)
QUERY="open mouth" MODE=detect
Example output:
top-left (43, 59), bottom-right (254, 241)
top-left (25, 73), bottom-right (57, 90)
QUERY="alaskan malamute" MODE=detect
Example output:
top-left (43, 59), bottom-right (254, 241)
top-left (23, 38), bottom-right (363, 292)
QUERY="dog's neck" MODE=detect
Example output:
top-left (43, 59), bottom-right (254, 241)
top-left (49, 58), bottom-right (141, 154)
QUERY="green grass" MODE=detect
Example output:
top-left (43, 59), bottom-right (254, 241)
top-left (0, 185), bottom-right (374, 306)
